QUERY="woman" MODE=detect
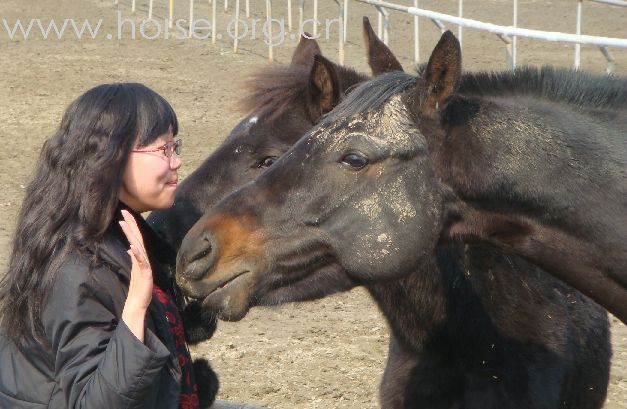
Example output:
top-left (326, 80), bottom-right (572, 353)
top-left (0, 83), bottom-right (217, 408)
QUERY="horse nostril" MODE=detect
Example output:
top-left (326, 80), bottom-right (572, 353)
top-left (180, 231), bottom-right (218, 281)
top-left (189, 237), bottom-right (212, 264)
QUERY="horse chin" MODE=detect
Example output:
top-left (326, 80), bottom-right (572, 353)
top-left (254, 263), bottom-right (358, 306)
top-left (195, 261), bottom-right (357, 320)
top-left (200, 271), bottom-right (255, 322)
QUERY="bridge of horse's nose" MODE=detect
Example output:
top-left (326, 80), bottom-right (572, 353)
top-left (179, 230), bottom-right (219, 281)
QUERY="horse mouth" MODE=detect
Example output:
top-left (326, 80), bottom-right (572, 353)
top-left (201, 270), bottom-right (251, 305)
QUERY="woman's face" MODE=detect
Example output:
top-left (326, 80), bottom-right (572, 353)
top-left (119, 130), bottom-right (182, 213)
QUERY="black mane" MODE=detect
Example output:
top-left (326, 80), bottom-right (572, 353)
top-left (323, 71), bottom-right (417, 122)
top-left (460, 66), bottom-right (627, 110)
top-left (332, 67), bottom-right (627, 123)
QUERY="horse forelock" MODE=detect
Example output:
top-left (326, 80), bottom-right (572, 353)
top-left (239, 64), bottom-right (311, 124)
top-left (239, 62), bottom-right (368, 125)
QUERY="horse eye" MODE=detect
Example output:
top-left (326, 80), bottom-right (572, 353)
top-left (341, 153), bottom-right (368, 170)
top-left (259, 156), bottom-right (278, 168)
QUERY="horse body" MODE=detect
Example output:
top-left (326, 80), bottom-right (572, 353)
top-left (175, 33), bottom-right (613, 406)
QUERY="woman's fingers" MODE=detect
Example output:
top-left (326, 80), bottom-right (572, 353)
top-left (121, 210), bottom-right (145, 247)
top-left (119, 220), bottom-right (146, 258)
top-left (121, 210), bottom-right (142, 239)
top-left (127, 246), bottom-right (153, 290)
top-left (129, 244), bottom-right (149, 267)
top-left (119, 211), bottom-right (149, 263)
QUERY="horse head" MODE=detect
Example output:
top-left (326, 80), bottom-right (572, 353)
top-left (174, 33), bottom-right (463, 320)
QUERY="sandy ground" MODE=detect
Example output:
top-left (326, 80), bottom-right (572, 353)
top-left (0, 0), bottom-right (625, 407)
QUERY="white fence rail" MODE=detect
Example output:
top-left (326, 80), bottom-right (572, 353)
top-left (591, 0), bottom-right (627, 6)
top-left (359, 0), bottom-right (626, 72)
top-left (113, 0), bottom-right (626, 72)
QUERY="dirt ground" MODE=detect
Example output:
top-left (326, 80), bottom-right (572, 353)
top-left (1, 0), bottom-right (625, 407)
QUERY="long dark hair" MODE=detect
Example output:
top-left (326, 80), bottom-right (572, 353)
top-left (0, 83), bottom-right (178, 345)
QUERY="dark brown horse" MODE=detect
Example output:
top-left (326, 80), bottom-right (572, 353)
top-left (175, 33), bottom-right (614, 408)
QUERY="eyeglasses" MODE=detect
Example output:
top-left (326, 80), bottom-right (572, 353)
top-left (132, 139), bottom-right (182, 158)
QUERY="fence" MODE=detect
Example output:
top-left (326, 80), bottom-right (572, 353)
top-left (112, 0), bottom-right (626, 72)
top-left (361, 0), bottom-right (627, 72)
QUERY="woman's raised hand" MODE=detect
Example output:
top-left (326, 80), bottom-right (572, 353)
top-left (119, 209), bottom-right (153, 342)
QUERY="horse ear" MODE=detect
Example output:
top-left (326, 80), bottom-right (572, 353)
top-left (420, 31), bottom-right (461, 116)
top-left (291, 33), bottom-right (322, 67)
top-left (307, 54), bottom-right (341, 121)
top-left (362, 16), bottom-right (403, 75)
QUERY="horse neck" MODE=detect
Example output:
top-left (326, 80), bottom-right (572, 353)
top-left (365, 253), bottom-right (445, 352)
top-left (367, 242), bottom-right (605, 357)
top-left (433, 96), bottom-right (627, 322)
top-left (438, 96), bottom-right (625, 224)
top-left (364, 245), bottom-right (495, 353)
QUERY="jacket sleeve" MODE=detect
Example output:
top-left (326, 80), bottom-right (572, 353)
top-left (42, 258), bottom-right (171, 409)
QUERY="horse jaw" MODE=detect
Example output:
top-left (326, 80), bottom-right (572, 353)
top-left (200, 270), bottom-right (255, 322)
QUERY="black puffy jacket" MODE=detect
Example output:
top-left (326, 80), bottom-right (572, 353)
top-left (0, 210), bottom-right (218, 408)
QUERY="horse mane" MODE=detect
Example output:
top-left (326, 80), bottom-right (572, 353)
top-left (332, 67), bottom-right (627, 122)
top-left (322, 71), bottom-right (418, 123)
top-left (239, 61), bottom-right (368, 123)
top-left (459, 66), bottom-right (627, 110)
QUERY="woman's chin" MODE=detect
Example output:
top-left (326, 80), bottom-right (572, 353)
top-left (151, 196), bottom-right (176, 211)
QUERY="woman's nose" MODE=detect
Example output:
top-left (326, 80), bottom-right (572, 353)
top-left (170, 154), bottom-right (182, 170)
